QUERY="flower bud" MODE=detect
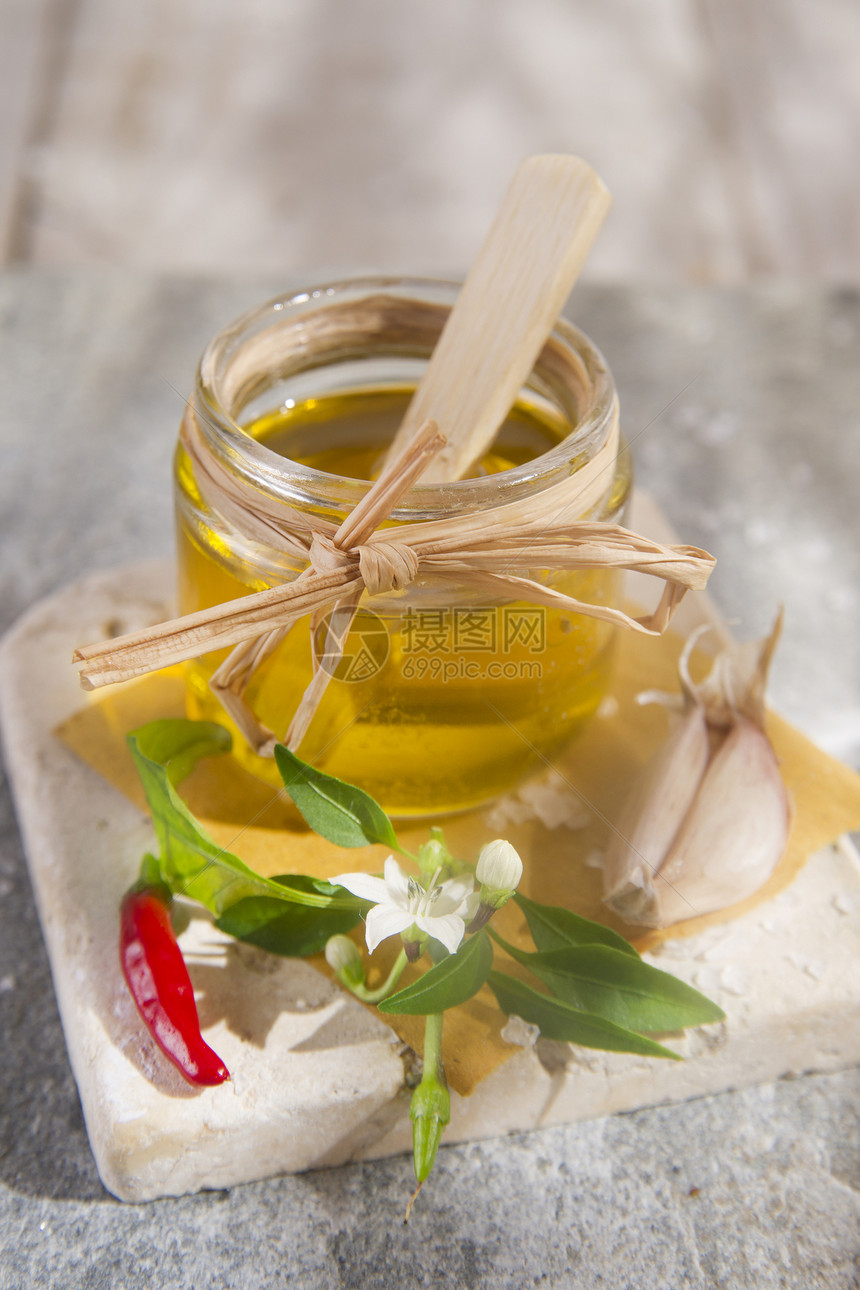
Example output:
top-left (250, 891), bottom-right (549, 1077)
top-left (324, 935), bottom-right (365, 988)
top-left (410, 1071), bottom-right (450, 1183)
top-left (416, 837), bottom-right (450, 877)
top-left (416, 827), bottom-right (456, 879)
top-left (476, 839), bottom-right (523, 905)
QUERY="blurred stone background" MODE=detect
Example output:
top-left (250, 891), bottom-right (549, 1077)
top-left (2, 0), bottom-right (859, 281)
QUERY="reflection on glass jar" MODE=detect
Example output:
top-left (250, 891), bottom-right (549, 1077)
top-left (174, 277), bottom-right (631, 816)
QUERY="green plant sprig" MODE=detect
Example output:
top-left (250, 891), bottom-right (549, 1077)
top-left (126, 718), bottom-right (725, 1212)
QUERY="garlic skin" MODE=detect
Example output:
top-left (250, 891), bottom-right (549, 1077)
top-left (603, 612), bottom-right (791, 929)
top-left (602, 704), bottom-right (709, 925)
top-left (651, 717), bottom-right (791, 925)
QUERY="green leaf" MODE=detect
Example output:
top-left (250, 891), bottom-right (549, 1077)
top-left (493, 935), bottom-right (725, 1033)
top-left (130, 717), bottom-right (232, 787)
top-left (274, 745), bottom-right (400, 851)
top-left (379, 933), bottom-right (493, 1015)
top-left (514, 892), bottom-right (639, 958)
top-left (216, 876), bottom-right (361, 957)
top-left (127, 722), bottom-right (357, 918)
top-left (488, 971), bottom-right (682, 1060)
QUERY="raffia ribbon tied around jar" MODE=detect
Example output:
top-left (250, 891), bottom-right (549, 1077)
top-left (73, 401), bottom-right (716, 756)
top-left (75, 155), bottom-right (716, 752)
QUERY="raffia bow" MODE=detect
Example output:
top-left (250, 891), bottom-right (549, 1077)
top-left (74, 403), bottom-right (716, 756)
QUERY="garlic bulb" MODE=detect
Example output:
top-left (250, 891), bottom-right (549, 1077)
top-left (602, 612), bottom-right (791, 928)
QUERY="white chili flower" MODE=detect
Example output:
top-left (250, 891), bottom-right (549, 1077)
top-left (476, 839), bottom-right (523, 895)
top-left (331, 856), bottom-right (480, 955)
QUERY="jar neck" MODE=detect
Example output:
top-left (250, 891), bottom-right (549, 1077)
top-left (192, 276), bottom-right (619, 524)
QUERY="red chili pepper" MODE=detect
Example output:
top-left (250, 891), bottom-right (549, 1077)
top-left (120, 884), bottom-right (229, 1087)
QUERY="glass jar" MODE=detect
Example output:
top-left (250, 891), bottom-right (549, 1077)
top-left (174, 276), bottom-right (631, 816)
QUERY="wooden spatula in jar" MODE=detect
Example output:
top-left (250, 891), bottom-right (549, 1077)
top-left (382, 154), bottom-right (611, 483)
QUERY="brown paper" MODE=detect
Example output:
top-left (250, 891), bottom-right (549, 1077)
top-left (56, 627), bottom-right (860, 1096)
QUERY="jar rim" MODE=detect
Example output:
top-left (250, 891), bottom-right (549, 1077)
top-left (193, 275), bottom-right (618, 522)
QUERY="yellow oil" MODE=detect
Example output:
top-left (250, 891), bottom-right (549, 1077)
top-left (176, 387), bottom-right (628, 816)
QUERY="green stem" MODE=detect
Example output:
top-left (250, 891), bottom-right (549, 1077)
top-left (423, 1011), bottom-right (444, 1081)
top-left (352, 948), bottom-right (408, 1003)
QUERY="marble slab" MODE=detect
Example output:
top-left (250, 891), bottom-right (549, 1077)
top-left (1, 558), bottom-right (860, 1202)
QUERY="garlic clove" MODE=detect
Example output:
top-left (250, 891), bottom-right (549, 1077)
top-left (693, 608), bottom-right (783, 731)
top-left (602, 702), bottom-right (710, 925)
top-left (648, 717), bottom-right (791, 927)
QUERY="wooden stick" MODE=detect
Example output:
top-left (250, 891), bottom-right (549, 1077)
top-left (382, 155), bottom-right (611, 482)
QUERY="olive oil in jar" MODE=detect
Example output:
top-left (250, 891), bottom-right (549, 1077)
top-left (176, 386), bottom-right (629, 816)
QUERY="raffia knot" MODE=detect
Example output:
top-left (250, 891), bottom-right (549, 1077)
top-left (308, 533), bottom-right (419, 597)
top-left (308, 533), bottom-right (355, 579)
top-left (358, 541), bottom-right (420, 596)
